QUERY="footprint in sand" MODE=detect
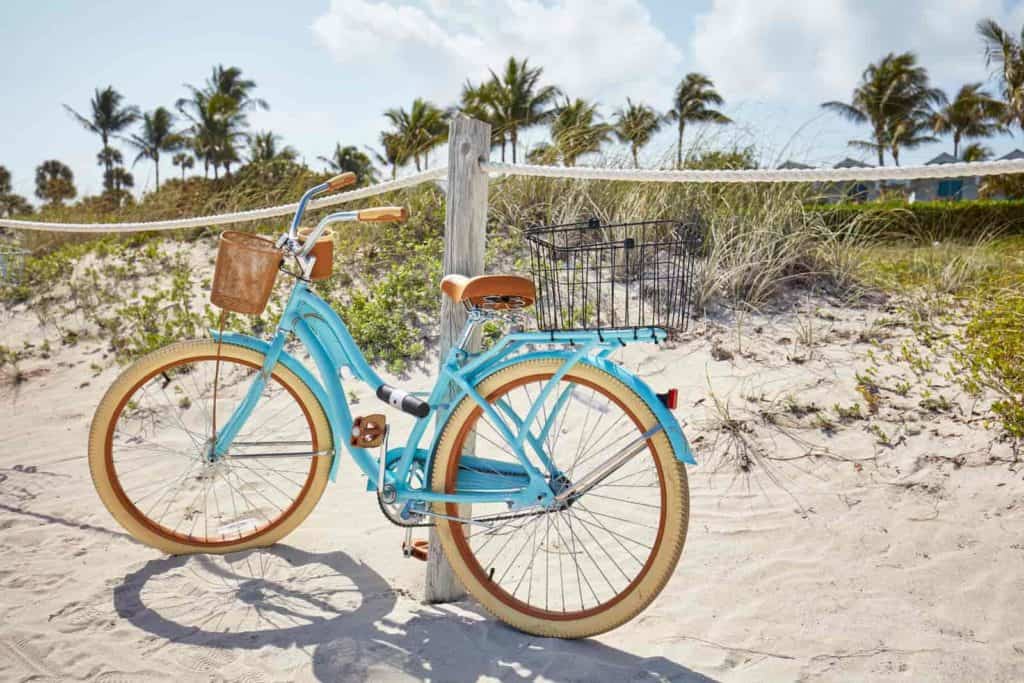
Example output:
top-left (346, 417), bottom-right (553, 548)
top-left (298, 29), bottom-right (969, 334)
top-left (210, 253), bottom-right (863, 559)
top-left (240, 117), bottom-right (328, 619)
top-left (0, 636), bottom-right (63, 681)
top-left (175, 646), bottom-right (239, 674)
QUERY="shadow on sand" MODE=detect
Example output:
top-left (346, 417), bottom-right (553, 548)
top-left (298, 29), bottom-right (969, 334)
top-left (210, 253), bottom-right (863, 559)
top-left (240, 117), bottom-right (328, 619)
top-left (114, 545), bottom-right (715, 682)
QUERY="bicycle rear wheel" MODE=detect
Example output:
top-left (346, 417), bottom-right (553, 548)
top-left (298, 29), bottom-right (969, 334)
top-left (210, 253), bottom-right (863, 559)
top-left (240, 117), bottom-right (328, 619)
top-left (429, 358), bottom-right (689, 638)
top-left (88, 340), bottom-right (331, 555)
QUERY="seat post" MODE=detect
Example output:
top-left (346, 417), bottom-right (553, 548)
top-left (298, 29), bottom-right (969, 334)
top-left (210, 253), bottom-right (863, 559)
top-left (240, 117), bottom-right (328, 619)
top-left (457, 307), bottom-right (488, 351)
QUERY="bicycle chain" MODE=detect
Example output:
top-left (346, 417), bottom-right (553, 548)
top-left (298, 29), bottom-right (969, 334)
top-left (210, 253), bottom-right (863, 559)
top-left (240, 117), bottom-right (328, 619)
top-left (375, 491), bottom-right (558, 529)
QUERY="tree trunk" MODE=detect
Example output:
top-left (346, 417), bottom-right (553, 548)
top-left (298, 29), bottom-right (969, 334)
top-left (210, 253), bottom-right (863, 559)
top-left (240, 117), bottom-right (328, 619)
top-left (632, 144), bottom-right (639, 169)
top-left (511, 129), bottom-right (518, 164)
top-left (954, 135), bottom-right (960, 160)
top-left (676, 123), bottom-right (684, 169)
top-left (155, 157), bottom-right (160, 191)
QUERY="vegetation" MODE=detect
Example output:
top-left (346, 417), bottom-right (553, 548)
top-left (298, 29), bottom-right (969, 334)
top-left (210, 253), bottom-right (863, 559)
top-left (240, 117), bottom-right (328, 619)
top-left (34, 160), bottom-right (76, 206)
top-left (123, 106), bottom-right (181, 190)
top-left (382, 99), bottom-right (448, 171)
top-left (614, 99), bottom-right (662, 168)
top-left (318, 143), bottom-right (377, 186)
top-left (4, 17), bottom-right (1024, 440)
top-left (815, 199), bottom-right (1024, 240)
top-left (547, 98), bottom-right (612, 166)
top-left (63, 86), bottom-right (140, 192)
top-left (667, 73), bottom-right (731, 169)
top-left (822, 52), bottom-right (944, 166)
top-left (930, 83), bottom-right (1004, 158)
top-left (0, 166), bottom-right (32, 217)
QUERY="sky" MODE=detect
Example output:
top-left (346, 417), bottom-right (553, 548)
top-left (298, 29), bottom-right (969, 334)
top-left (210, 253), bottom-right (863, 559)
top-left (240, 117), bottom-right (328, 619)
top-left (3, 0), bottom-right (1024, 200)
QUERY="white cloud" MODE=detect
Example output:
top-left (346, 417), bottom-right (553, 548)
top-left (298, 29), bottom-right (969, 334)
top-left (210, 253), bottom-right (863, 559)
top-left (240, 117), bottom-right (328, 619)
top-left (692, 0), bottom-right (1024, 106)
top-left (311, 0), bottom-right (683, 107)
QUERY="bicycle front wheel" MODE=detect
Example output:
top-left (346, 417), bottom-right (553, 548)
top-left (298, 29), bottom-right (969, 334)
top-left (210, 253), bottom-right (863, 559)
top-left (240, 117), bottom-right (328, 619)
top-left (430, 358), bottom-right (689, 638)
top-left (88, 339), bottom-right (332, 555)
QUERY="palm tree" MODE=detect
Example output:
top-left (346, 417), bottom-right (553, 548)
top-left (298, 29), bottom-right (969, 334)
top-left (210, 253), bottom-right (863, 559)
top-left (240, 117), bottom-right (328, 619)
top-left (200, 65), bottom-right (269, 114)
top-left (486, 57), bottom-right (561, 163)
top-left (172, 152), bottom-right (194, 180)
top-left (104, 167), bottom-right (134, 193)
top-left (34, 160), bottom-right (76, 205)
top-left (887, 113), bottom-right (937, 166)
top-left (550, 98), bottom-right (613, 166)
top-left (368, 132), bottom-right (408, 180)
top-left (319, 143), bottom-right (377, 185)
top-left (458, 80), bottom-right (508, 158)
top-left (177, 92), bottom-right (248, 179)
top-left (614, 98), bottom-right (661, 168)
top-left (822, 52), bottom-right (944, 166)
top-left (667, 73), bottom-right (731, 169)
top-left (248, 131), bottom-right (298, 163)
top-left (122, 107), bottom-right (181, 190)
top-left (0, 166), bottom-right (32, 217)
top-left (64, 86), bottom-right (139, 190)
top-left (177, 65), bottom-right (264, 177)
top-left (931, 83), bottom-right (1004, 158)
top-left (961, 142), bottom-right (993, 162)
top-left (383, 99), bottom-right (448, 171)
top-left (978, 18), bottom-right (1024, 131)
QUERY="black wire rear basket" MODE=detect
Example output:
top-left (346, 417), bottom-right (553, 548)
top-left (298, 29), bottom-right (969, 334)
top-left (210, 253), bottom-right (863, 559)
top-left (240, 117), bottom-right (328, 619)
top-left (526, 218), bottom-right (701, 333)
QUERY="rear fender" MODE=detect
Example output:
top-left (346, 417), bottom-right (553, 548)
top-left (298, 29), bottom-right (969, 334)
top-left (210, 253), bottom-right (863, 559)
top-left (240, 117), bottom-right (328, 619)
top-left (444, 350), bottom-right (696, 466)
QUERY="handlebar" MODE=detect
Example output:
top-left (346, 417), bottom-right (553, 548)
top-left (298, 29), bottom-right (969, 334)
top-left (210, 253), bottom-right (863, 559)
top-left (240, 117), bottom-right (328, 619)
top-left (356, 206), bottom-right (409, 223)
top-left (282, 175), bottom-right (409, 278)
top-left (326, 172), bottom-right (357, 192)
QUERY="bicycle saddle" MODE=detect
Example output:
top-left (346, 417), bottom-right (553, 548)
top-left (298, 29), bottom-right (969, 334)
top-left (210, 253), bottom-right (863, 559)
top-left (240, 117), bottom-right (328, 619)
top-left (440, 274), bottom-right (535, 310)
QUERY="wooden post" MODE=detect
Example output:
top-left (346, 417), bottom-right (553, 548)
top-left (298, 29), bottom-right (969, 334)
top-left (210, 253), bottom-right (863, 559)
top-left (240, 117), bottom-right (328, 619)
top-left (425, 115), bottom-right (491, 603)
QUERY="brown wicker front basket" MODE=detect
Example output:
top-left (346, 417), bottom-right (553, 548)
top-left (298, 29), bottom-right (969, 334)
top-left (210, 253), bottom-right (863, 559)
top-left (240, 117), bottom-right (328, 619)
top-left (210, 231), bottom-right (282, 315)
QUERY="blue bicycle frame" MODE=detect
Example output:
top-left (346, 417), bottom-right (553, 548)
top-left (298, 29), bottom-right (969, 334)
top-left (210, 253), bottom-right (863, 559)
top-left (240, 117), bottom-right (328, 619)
top-left (210, 279), bottom-right (695, 512)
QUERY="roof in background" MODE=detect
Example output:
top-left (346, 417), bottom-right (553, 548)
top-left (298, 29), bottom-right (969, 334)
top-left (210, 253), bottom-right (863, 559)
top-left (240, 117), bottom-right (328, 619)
top-left (833, 158), bottom-right (873, 169)
top-left (925, 152), bottom-right (958, 165)
top-left (997, 148), bottom-right (1024, 161)
top-left (778, 160), bottom-right (814, 170)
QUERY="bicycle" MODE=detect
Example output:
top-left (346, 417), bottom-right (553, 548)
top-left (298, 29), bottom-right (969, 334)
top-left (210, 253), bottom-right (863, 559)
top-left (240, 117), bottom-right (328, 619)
top-left (88, 172), bottom-right (698, 638)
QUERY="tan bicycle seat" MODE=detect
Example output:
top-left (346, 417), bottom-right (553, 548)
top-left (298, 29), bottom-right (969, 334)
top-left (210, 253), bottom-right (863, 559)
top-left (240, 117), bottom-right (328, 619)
top-left (440, 274), bottom-right (536, 310)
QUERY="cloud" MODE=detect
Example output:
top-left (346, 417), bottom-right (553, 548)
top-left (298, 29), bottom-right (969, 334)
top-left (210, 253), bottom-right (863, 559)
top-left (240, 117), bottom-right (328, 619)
top-left (692, 0), bottom-right (1024, 106)
top-left (311, 0), bottom-right (684, 108)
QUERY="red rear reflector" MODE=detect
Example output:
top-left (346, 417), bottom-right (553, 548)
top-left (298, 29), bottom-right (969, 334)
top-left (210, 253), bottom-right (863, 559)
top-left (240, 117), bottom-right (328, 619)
top-left (657, 389), bottom-right (678, 410)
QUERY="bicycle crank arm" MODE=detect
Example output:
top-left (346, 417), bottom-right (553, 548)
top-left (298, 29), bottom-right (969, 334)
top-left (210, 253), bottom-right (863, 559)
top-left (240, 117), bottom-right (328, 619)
top-left (554, 424), bottom-right (663, 504)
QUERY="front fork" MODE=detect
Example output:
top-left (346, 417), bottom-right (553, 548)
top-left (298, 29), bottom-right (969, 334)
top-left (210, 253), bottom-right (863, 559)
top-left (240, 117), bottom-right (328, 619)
top-left (208, 332), bottom-right (289, 461)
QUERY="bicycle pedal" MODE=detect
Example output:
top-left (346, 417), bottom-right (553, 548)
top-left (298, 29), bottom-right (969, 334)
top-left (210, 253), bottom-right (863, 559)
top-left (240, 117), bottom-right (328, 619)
top-left (402, 539), bottom-right (429, 561)
top-left (351, 414), bottom-right (387, 448)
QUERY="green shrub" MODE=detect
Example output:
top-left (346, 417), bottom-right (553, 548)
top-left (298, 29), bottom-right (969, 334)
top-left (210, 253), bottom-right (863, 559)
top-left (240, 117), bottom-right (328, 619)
top-left (814, 200), bottom-right (1024, 241)
top-left (955, 291), bottom-right (1024, 439)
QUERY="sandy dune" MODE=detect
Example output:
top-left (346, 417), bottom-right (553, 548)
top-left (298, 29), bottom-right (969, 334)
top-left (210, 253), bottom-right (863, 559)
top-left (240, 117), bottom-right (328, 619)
top-left (1, 297), bottom-right (1022, 682)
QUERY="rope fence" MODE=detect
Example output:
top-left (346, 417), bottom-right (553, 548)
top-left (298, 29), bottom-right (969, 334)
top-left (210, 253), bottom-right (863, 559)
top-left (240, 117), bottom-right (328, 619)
top-left (4, 157), bottom-right (1024, 233)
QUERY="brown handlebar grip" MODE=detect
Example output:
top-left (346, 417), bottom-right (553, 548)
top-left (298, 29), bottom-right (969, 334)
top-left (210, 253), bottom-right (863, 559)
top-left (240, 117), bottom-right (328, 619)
top-left (357, 206), bottom-right (409, 223)
top-left (325, 172), bottom-right (357, 192)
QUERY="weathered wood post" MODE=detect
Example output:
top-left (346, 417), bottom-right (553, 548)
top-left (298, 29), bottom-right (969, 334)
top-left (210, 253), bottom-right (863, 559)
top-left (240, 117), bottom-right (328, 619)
top-left (425, 114), bottom-right (491, 603)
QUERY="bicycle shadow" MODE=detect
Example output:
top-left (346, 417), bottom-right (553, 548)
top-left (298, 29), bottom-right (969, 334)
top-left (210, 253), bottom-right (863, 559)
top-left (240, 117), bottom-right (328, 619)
top-left (114, 545), bottom-right (715, 682)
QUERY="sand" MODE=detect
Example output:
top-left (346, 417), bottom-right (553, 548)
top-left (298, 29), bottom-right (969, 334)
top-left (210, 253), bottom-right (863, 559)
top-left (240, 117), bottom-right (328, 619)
top-left (1, 294), bottom-right (1022, 682)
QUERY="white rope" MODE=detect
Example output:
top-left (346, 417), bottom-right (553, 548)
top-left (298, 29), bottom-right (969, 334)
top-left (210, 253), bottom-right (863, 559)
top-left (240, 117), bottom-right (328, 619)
top-left (482, 159), bottom-right (1024, 183)
top-left (0, 167), bottom-right (446, 233)
top-left (5, 157), bottom-right (1024, 233)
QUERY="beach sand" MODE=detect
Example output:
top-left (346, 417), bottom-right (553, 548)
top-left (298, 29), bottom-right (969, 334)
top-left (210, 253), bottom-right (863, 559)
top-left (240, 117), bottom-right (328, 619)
top-left (1, 296), bottom-right (1022, 682)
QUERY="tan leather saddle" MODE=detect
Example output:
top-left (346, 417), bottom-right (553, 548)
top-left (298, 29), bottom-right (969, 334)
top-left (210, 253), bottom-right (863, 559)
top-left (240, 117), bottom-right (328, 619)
top-left (440, 274), bottom-right (536, 310)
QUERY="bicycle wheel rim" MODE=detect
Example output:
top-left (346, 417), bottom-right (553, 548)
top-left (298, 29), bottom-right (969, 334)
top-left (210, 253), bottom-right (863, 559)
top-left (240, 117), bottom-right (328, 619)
top-left (441, 371), bottom-right (669, 621)
top-left (103, 354), bottom-right (322, 548)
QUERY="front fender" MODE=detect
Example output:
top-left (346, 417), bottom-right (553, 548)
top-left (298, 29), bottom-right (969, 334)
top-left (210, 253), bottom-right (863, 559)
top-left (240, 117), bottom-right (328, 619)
top-left (457, 350), bottom-right (696, 465)
top-left (209, 330), bottom-right (341, 477)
